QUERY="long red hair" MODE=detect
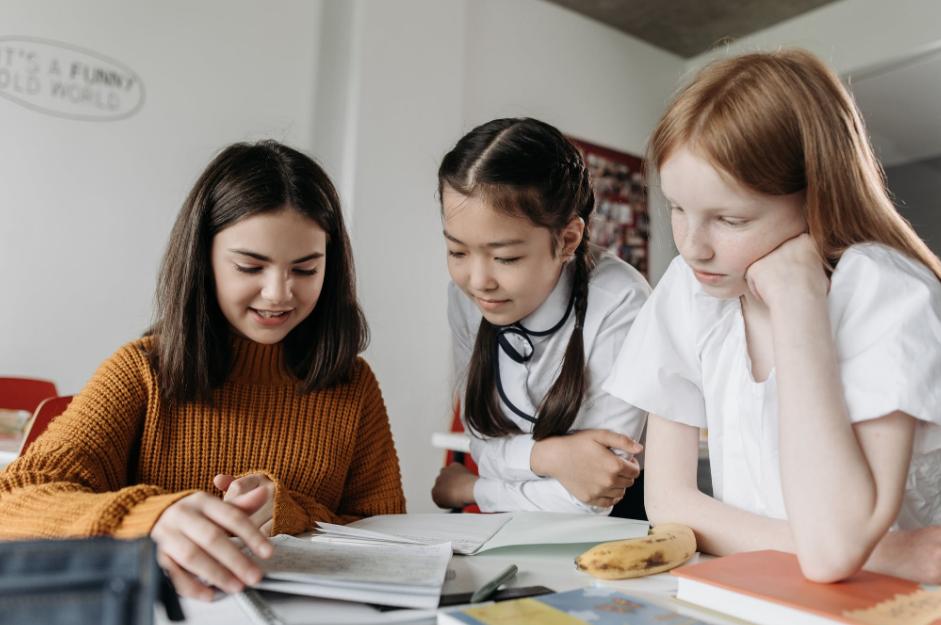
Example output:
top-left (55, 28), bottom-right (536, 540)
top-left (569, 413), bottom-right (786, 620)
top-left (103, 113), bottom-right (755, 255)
top-left (649, 48), bottom-right (941, 279)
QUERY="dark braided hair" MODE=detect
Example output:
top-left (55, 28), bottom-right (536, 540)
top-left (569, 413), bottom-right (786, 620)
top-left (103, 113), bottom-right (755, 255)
top-left (438, 118), bottom-right (596, 440)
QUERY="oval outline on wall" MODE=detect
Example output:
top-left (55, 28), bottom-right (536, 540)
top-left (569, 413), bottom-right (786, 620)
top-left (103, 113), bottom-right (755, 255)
top-left (0, 35), bottom-right (145, 121)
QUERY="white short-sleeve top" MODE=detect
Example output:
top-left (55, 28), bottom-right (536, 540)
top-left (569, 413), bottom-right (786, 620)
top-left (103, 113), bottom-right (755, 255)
top-left (603, 243), bottom-right (941, 529)
top-left (450, 249), bottom-right (650, 513)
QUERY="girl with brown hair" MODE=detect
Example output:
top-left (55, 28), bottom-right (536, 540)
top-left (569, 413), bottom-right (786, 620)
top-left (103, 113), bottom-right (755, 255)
top-left (0, 140), bottom-right (406, 599)
top-left (606, 49), bottom-right (941, 583)
top-left (431, 118), bottom-right (649, 516)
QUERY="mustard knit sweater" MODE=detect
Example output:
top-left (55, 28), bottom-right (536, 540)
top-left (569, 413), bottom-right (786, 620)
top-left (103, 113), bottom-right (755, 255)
top-left (0, 336), bottom-right (406, 539)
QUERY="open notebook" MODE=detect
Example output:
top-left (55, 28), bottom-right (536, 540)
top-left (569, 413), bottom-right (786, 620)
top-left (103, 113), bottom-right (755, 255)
top-left (316, 512), bottom-right (649, 555)
top-left (244, 534), bottom-right (452, 610)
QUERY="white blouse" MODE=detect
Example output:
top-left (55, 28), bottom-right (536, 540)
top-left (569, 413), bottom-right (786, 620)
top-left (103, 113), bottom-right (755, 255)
top-left (449, 249), bottom-right (650, 513)
top-left (604, 243), bottom-right (941, 529)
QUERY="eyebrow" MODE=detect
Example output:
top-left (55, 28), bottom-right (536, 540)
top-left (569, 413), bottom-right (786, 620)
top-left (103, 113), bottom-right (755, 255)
top-left (442, 231), bottom-right (525, 249)
top-left (229, 249), bottom-right (324, 264)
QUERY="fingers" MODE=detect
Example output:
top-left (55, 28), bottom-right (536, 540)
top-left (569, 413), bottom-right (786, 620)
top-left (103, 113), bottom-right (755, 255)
top-left (213, 489), bottom-right (273, 554)
top-left (259, 518), bottom-right (274, 537)
top-left (155, 521), bottom-right (251, 593)
top-left (213, 474), bottom-right (235, 493)
top-left (616, 457), bottom-right (641, 481)
top-left (153, 492), bottom-right (273, 591)
top-left (159, 551), bottom-right (215, 601)
top-left (230, 482), bottom-right (275, 531)
top-left (591, 430), bottom-right (643, 455)
top-left (229, 483), bottom-right (275, 520)
top-left (186, 511), bottom-right (266, 587)
top-left (225, 474), bottom-right (264, 499)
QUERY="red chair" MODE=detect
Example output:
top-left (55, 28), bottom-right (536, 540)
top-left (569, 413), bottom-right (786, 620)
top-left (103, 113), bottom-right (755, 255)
top-left (0, 377), bottom-right (58, 413)
top-left (19, 395), bottom-right (73, 455)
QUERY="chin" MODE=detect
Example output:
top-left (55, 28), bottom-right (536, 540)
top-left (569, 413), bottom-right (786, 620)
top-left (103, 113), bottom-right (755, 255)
top-left (480, 310), bottom-right (520, 327)
top-left (701, 283), bottom-right (746, 300)
top-left (237, 326), bottom-right (293, 345)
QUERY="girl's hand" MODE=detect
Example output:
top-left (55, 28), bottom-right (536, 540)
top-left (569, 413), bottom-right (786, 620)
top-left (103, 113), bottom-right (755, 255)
top-left (745, 233), bottom-right (828, 309)
top-left (431, 462), bottom-right (478, 509)
top-left (214, 473), bottom-right (275, 536)
top-left (531, 430), bottom-right (642, 507)
top-left (151, 488), bottom-right (273, 601)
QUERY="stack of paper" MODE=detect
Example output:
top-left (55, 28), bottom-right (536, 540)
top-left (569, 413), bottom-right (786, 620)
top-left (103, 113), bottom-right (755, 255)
top-left (247, 535), bottom-right (452, 609)
top-left (317, 512), bottom-right (649, 555)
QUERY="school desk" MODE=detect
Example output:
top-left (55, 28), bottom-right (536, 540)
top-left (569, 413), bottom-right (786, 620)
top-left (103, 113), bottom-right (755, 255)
top-left (156, 540), bottom-right (745, 625)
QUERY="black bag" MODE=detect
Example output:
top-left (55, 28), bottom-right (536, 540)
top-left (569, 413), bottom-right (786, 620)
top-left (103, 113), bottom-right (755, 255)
top-left (0, 536), bottom-right (184, 625)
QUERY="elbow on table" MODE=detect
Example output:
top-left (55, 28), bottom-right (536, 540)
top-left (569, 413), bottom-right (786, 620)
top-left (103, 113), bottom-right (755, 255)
top-left (795, 540), bottom-right (871, 583)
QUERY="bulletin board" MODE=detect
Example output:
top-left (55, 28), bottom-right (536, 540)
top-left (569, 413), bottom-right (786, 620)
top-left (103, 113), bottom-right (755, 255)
top-left (569, 137), bottom-right (649, 278)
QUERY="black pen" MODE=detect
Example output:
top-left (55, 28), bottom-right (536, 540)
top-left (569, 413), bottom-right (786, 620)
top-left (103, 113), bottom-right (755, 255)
top-left (470, 564), bottom-right (518, 603)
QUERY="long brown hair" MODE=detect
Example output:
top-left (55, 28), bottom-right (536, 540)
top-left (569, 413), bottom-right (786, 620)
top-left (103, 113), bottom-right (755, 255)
top-left (439, 118), bottom-right (596, 441)
top-left (148, 140), bottom-right (368, 405)
top-left (649, 48), bottom-right (941, 279)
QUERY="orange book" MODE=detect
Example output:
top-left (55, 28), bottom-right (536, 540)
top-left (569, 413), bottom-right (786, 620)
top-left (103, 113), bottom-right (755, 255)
top-left (672, 550), bottom-right (941, 625)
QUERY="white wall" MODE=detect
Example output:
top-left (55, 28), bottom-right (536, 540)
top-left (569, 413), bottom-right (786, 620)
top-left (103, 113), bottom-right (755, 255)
top-left (1, 0), bottom-right (323, 393)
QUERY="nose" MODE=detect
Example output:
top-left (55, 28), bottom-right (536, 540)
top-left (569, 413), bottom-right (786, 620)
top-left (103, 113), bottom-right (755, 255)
top-left (261, 270), bottom-right (292, 304)
top-left (468, 257), bottom-right (497, 292)
top-left (679, 220), bottom-right (714, 263)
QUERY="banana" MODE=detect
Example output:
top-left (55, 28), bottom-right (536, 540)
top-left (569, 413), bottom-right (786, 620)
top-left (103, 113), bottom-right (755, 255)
top-left (574, 523), bottom-right (696, 579)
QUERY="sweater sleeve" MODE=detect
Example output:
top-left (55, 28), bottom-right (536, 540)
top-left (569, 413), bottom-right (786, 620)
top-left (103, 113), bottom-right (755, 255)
top-left (265, 360), bottom-right (406, 534)
top-left (0, 342), bottom-right (193, 539)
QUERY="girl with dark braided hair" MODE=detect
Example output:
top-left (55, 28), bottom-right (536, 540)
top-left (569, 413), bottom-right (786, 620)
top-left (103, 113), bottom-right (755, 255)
top-left (431, 118), bottom-right (650, 516)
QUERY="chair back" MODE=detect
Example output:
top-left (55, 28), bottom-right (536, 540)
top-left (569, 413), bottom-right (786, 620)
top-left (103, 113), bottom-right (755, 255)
top-left (20, 395), bottom-right (73, 455)
top-left (0, 377), bottom-right (58, 413)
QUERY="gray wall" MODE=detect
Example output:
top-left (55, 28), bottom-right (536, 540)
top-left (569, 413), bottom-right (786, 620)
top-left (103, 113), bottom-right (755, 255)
top-left (886, 155), bottom-right (941, 256)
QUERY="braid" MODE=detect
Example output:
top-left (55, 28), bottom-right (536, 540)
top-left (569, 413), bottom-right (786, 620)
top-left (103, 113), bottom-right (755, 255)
top-left (463, 319), bottom-right (523, 438)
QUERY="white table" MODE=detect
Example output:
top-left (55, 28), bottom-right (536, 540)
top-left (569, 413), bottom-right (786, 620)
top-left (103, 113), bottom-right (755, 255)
top-left (159, 543), bottom-right (749, 625)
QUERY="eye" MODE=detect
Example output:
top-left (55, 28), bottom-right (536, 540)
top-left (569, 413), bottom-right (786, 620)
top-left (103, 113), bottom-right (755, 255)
top-left (447, 250), bottom-right (466, 259)
top-left (495, 257), bottom-right (521, 265)
top-left (718, 217), bottom-right (747, 227)
top-left (670, 204), bottom-right (684, 213)
top-left (293, 268), bottom-right (318, 276)
top-left (235, 265), bottom-right (262, 274)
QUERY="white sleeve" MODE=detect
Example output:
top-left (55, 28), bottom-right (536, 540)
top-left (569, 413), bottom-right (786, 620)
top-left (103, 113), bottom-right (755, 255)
top-left (473, 476), bottom-right (611, 514)
top-left (830, 247), bottom-right (941, 426)
top-left (577, 268), bottom-right (649, 445)
top-left (448, 283), bottom-right (539, 481)
top-left (601, 257), bottom-right (706, 428)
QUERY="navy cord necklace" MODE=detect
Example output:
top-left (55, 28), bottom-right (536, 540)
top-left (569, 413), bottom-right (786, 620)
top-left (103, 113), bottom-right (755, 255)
top-left (493, 291), bottom-right (575, 423)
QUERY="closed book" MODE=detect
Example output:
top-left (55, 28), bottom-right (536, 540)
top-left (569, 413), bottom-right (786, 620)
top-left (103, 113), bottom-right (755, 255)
top-left (438, 586), bottom-right (709, 625)
top-left (673, 550), bottom-right (941, 625)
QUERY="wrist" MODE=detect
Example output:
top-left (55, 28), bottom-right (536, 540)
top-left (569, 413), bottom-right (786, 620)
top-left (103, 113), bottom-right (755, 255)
top-left (530, 439), bottom-right (554, 477)
top-left (463, 476), bottom-right (479, 506)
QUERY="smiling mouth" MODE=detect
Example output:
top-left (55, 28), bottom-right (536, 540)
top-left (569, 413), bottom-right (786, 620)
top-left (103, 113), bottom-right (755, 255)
top-left (251, 308), bottom-right (292, 318)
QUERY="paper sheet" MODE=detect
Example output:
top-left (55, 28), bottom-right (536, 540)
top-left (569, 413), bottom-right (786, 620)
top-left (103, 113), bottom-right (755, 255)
top-left (246, 535), bottom-right (452, 610)
top-left (340, 513), bottom-right (512, 554)
top-left (480, 512), bottom-right (648, 552)
top-left (336, 512), bottom-right (649, 555)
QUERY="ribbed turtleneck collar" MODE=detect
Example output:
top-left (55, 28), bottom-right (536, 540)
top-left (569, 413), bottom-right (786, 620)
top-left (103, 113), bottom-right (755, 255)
top-left (228, 335), bottom-right (296, 385)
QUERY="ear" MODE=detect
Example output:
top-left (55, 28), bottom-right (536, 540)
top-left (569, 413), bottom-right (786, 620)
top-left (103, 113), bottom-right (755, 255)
top-left (558, 216), bottom-right (585, 260)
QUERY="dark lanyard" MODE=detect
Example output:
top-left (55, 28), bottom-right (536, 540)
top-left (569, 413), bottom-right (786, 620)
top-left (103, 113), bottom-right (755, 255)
top-left (493, 292), bottom-right (575, 423)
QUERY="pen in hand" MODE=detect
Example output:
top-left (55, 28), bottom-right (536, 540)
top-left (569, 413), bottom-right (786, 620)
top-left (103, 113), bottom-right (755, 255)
top-left (470, 564), bottom-right (518, 603)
